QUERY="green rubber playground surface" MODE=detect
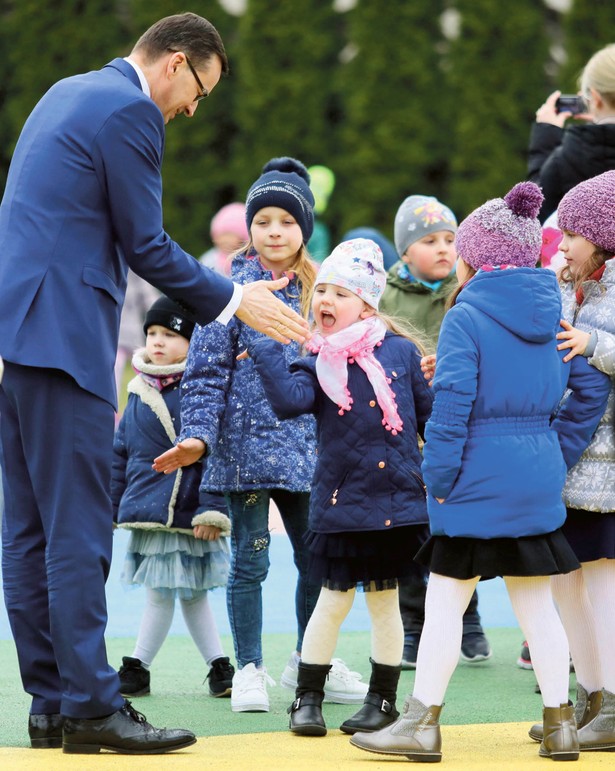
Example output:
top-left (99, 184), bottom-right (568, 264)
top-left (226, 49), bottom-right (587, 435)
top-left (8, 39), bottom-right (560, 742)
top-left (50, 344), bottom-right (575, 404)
top-left (2, 629), bottom-right (612, 769)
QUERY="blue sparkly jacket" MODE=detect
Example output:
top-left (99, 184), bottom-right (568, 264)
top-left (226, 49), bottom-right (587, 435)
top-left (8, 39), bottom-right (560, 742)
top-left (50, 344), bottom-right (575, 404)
top-left (179, 252), bottom-right (317, 493)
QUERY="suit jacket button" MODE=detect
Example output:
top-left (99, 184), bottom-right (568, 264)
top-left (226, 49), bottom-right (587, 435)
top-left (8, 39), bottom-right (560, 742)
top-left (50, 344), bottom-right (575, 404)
top-left (378, 461), bottom-right (385, 469)
top-left (369, 400), bottom-right (376, 407)
top-left (385, 519), bottom-right (391, 526)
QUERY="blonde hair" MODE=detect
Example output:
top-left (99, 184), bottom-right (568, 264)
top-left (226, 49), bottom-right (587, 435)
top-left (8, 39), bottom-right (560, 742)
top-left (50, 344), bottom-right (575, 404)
top-left (374, 311), bottom-right (428, 355)
top-left (231, 240), bottom-right (317, 317)
top-left (580, 43), bottom-right (615, 109)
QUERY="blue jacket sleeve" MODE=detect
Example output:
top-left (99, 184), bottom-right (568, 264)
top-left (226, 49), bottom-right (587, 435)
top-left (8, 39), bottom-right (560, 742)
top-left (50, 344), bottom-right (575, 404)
top-left (422, 307), bottom-right (479, 499)
top-left (551, 353), bottom-right (611, 469)
top-left (249, 338), bottom-right (319, 419)
top-left (409, 345), bottom-right (435, 439)
top-left (179, 320), bottom-right (238, 452)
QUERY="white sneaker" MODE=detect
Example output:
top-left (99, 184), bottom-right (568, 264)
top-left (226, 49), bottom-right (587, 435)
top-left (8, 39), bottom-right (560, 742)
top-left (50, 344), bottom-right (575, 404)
top-left (280, 655), bottom-right (368, 705)
top-left (230, 663), bottom-right (275, 712)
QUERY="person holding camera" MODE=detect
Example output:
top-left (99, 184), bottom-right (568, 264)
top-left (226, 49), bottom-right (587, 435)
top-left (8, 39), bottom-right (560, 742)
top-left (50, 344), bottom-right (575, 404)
top-left (528, 43), bottom-right (615, 223)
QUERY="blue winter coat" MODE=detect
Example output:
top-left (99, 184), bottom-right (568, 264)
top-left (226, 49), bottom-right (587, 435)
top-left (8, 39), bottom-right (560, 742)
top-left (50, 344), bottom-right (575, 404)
top-left (422, 268), bottom-right (610, 539)
top-left (249, 332), bottom-right (434, 534)
top-left (112, 351), bottom-right (230, 535)
top-left (179, 252), bottom-right (317, 493)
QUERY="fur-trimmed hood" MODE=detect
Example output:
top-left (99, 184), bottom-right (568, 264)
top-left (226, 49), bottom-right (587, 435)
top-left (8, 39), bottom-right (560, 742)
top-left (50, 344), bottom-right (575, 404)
top-left (111, 356), bottom-right (230, 536)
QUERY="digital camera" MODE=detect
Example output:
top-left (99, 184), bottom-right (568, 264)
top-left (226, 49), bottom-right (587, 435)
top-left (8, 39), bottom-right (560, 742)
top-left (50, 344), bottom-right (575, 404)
top-left (555, 95), bottom-right (586, 115)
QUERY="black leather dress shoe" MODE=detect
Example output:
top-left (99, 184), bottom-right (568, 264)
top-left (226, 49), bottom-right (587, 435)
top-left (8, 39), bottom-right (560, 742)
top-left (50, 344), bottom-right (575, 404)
top-left (62, 701), bottom-right (196, 754)
top-left (28, 713), bottom-right (64, 749)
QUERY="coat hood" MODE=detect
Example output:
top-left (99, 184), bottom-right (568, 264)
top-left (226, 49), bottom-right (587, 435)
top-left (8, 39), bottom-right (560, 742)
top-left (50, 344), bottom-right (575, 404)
top-left (457, 267), bottom-right (560, 343)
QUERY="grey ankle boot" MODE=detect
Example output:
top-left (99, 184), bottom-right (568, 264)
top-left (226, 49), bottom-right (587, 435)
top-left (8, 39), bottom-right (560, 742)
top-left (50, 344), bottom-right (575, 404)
top-left (529, 684), bottom-right (596, 742)
top-left (339, 659), bottom-right (401, 735)
top-left (577, 689), bottom-right (615, 751)
top-left (538, 701), bottom-right (579, 761)
top-left (350, 695), bottom-right (443, 762)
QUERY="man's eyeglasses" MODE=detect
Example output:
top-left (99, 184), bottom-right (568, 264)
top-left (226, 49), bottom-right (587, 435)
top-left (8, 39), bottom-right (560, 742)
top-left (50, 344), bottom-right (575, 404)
top-left (185, 55), bottom-right (208, 102)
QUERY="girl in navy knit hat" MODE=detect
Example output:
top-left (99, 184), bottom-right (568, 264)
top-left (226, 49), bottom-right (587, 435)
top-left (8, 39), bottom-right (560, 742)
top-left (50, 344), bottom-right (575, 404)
top-left (525, 170), bottom-right (615, 753)
top-left (352, 182), bottom-right (610, 763)
top-left (153, 159), bottom-right (369, 713)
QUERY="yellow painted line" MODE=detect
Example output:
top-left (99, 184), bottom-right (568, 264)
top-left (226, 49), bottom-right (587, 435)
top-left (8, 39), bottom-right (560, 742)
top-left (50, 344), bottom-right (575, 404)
top-left (1, 724), bottom-right (613, 770)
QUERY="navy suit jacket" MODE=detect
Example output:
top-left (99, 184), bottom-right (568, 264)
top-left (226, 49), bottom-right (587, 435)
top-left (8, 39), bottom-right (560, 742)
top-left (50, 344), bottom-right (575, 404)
top-left (0, 58), bottom-right (233, 407)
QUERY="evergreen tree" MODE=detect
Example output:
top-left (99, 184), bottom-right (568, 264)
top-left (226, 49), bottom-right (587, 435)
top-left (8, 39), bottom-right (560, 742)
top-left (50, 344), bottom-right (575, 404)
top-left (232, 0), bottom-right (342, 197)
top-left (560, 0), bottom-right (615, 91)
top-left (446, 0), bottom-right (549, 218)
top-left (0, 0), bottom-right (128, 188)
top-left (333, 0), bottom-right (450, 240)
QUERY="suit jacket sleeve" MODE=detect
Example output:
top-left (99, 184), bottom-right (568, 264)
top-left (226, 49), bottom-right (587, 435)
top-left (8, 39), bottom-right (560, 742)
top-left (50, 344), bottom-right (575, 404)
top-left (92, 98), bottom-right (233, 324)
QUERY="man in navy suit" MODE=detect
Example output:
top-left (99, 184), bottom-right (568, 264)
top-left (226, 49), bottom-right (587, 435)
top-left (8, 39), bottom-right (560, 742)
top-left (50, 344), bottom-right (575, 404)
top-left (0, 13), bottom-right (308, 754)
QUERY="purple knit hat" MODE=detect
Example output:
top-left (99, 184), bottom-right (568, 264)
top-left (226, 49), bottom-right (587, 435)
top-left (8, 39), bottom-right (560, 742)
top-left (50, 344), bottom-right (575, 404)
top-left (455, 182), bottom-right (544, 270)
top-left (558, 171), bottom-right (615, 253)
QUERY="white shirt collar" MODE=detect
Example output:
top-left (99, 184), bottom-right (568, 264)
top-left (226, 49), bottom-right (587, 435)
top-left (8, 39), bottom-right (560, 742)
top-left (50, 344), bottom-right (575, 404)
top-left (123, 57), bottom-right (150, 97)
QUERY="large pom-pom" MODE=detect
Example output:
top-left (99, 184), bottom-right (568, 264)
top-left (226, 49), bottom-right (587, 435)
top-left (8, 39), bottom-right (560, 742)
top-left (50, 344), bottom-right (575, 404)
top-left (261, 157), bottom-right (311, 184)
top-left (504, 182), bottom-right (543, 219)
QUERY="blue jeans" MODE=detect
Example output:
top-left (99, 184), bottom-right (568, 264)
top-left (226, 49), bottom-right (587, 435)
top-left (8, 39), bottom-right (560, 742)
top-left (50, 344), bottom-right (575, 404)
top-left (225, 489), bottom-right (319, 668)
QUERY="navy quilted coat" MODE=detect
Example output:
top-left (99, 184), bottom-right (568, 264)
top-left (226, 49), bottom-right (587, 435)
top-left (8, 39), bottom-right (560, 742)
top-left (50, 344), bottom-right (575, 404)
top-left (249, 333), bottom-right (434, 534)
top-left (112, 366), bottom-right (202, 533)
top-left (422, 267), bottom-right (610, 539)
top-left (179, 252), bottom-right (317, 493)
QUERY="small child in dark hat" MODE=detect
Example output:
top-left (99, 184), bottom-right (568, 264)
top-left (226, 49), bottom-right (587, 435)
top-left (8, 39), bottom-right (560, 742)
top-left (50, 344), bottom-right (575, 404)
top-left (111, 295), bottom-right (235, 699)
top-left (351, 182), bottom-right (610, 763)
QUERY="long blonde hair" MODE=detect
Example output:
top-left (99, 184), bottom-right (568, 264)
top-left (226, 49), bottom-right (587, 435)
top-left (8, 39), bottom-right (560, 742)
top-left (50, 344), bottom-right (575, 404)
top-left (231, 240), bottom-right (318, 318)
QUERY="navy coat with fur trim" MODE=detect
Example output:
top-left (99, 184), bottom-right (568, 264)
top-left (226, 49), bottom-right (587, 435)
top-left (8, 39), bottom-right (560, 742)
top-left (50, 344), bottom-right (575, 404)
top-left (249, 332), bottom-right (434, 534)
top-left (112, 350), bottom-right (230, 535)
top-left (422, 268), bottom-right (610, 539)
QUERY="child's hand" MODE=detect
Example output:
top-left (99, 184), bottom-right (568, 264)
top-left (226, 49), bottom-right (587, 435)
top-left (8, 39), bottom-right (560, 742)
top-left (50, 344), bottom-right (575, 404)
top-left (556, 319), bottom-right (591, 362)
top-left (236, 348), bottom-right (249, 361)
top-left (153, 439), bottom-right (206, 473)
top-left (421, 354), bottom-right (436, 386)
top-left (193, 524), bottom-right (221, 541)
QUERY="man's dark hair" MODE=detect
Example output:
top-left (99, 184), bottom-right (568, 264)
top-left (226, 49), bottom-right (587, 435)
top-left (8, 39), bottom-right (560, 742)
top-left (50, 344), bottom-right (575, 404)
top-left (133, 12), bottom-right (229, 75)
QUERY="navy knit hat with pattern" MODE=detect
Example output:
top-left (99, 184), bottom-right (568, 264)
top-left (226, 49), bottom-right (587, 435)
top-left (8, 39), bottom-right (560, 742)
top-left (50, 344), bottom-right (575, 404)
top-left (143, 296), bottom-right (196, 341)
top-left (245, 157), bottom-right (315, 243)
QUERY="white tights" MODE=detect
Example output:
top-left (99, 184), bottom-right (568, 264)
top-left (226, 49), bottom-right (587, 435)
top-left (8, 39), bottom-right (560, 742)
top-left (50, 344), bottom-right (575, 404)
top-left (300, 585), bottom-right (404, 667)
top-left (133, 588), bottom-right (224, 668)
top-left (413, 573), bottom-right (570, 708)
top-left (552, 560), bottom-right (615, 694)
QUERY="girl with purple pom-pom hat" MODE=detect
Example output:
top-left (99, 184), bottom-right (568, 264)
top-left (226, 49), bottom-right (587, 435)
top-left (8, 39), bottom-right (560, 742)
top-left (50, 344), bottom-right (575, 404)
top-left (351, 182), bottom-right (611, 764)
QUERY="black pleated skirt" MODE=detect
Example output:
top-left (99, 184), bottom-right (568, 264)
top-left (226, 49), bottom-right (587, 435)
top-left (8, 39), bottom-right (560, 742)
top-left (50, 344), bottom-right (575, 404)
top-left (306, 523), bottom-right (429, 592)
top-left (562, 508), bottom-right (615, 563)
top-left (415, 528), bottom-right (580, 581)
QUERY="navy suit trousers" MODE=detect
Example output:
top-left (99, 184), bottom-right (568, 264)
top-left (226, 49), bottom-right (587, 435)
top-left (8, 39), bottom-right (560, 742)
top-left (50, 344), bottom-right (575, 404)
top-left (0, 363), bottom-right (124, 717)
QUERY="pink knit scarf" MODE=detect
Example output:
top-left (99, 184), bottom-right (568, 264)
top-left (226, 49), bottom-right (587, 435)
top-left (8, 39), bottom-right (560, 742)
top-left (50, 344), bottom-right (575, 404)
top-left (306, 316), bottom-right (403, 434)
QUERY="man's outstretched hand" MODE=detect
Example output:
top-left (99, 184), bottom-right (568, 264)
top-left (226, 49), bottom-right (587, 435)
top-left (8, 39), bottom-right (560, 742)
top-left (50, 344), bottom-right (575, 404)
top-left (236, 277), bottom-right (309, 344)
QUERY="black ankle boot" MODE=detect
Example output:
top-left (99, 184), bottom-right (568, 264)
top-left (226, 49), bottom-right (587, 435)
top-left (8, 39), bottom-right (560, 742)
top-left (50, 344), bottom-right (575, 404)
top-left (288, 662), bottom-right (331, 737)
top-left (340, 658), bottom-right (401, 735)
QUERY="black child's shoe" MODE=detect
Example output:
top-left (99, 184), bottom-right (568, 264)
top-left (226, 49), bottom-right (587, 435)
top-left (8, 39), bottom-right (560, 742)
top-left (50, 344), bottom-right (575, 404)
top-left (62, 700), bottom-right (196, 754)
top-left (118, 656), bottom-right (150, 697)
top-left (206, 656), bottom-right (235, 697)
